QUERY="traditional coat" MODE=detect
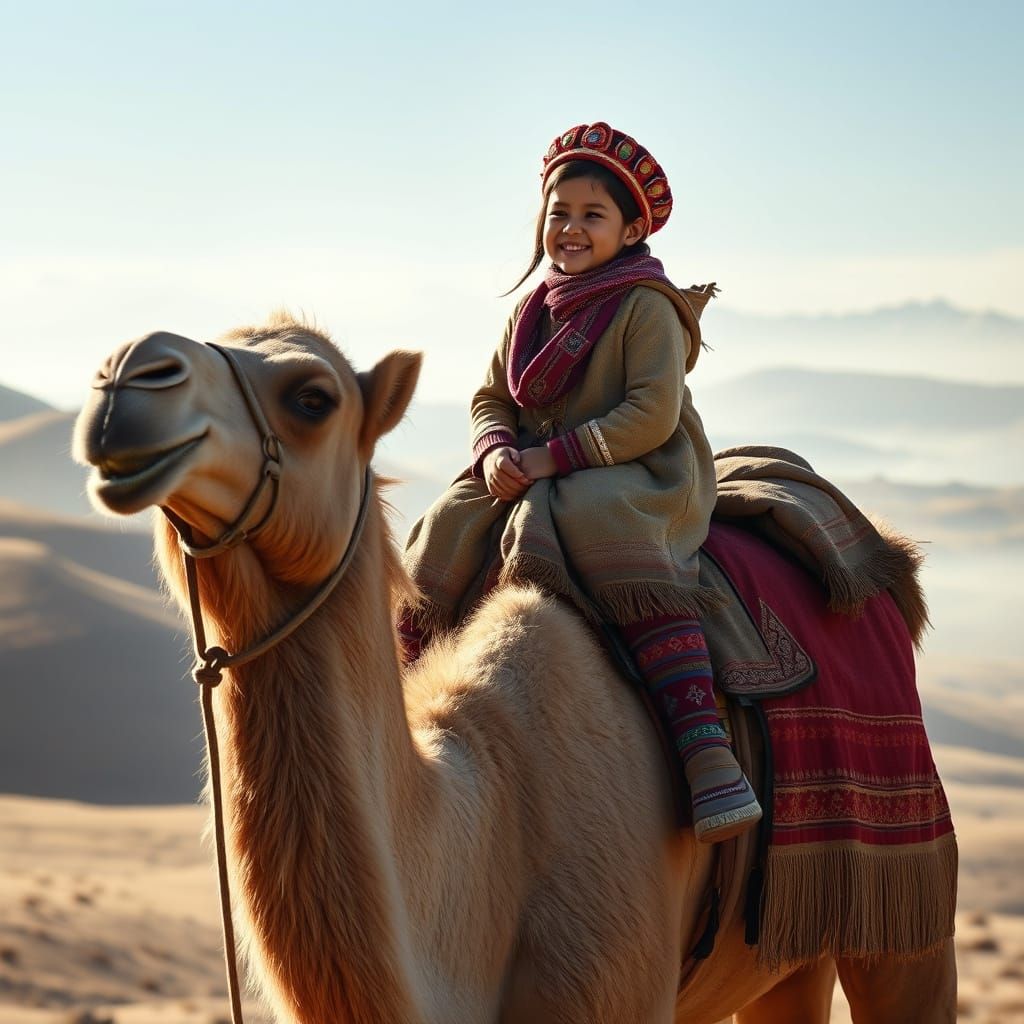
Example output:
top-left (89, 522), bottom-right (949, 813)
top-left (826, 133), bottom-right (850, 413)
top-left (402, 282), bottom-right (724, 631)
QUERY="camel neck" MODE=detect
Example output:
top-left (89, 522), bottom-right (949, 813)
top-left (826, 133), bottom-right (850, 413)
top-left (202, 503), bottom-right (425, 1021)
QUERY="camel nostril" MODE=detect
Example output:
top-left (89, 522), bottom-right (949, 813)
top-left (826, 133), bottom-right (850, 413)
top-left (91, 346), bottom-right (129, 389)
top-left (121, 355), bottom-right (190, 390)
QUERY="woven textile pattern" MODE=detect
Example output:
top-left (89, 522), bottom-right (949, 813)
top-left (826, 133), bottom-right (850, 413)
top-left (508, 246), bottom-right (674, 409)
top-left (704, 522), bottom-right (952, 850)
top-left (702, 521), bottom-right (955, 963)
top-left (621, 615), bottom-right (726, 761)
top-left (542, 121), bottom-right (673, 236)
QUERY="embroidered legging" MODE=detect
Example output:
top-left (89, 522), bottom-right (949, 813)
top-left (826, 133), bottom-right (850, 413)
top-left (620, 614), bottom-right (728, 761)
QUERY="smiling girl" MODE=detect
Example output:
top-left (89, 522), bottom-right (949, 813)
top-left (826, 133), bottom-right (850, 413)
top-left (400, 122), bottom-right (761, 843)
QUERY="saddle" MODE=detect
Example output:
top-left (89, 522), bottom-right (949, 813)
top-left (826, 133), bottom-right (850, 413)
top-left (601, 450), bottom-right (953, 972)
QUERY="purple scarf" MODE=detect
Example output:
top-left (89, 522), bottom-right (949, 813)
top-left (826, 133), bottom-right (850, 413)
top-left (508, 246), bottom-right (676, 408)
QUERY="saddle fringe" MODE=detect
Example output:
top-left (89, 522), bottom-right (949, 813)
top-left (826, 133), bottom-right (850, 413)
top-left (757, 833), bottom-right (958, 969)
top-left (862, 519), bottom-right (931, 651)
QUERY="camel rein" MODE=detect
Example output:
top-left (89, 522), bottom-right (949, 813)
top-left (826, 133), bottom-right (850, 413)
top-left (161, 343), bottom-right (373, 1024)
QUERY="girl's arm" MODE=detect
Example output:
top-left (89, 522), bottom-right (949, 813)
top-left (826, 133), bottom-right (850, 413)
top-left (546, 288), bottom-right (689, 473)
top-left (470, 314), bottom-right (521, 476)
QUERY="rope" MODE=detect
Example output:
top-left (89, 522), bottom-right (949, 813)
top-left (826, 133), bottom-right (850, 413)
top-left (186, 466), bottom-right (372, 684)
top-left (200, 680), bottom-right (246, 1024)
top-left (157, 341), bottom-right (375, 1023)
top-left (174, 467), bottom-right (373, 1024)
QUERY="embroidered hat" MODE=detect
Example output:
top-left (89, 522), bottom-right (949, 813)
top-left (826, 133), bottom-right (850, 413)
top-left (542, 122), bottom-right (673, 236)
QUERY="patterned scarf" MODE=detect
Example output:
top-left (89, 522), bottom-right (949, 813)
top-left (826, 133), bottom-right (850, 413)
top-left (508, 245), bottom-right (675, 408)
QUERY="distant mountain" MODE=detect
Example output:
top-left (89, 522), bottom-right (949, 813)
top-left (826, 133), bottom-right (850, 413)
top-left (0, 482), bottom-right (1021, 802)
top-left (2, 362), bottom-right (1021, 533)
top-left (0, 382), bottom-right (53, 422)
top-left (378, 366), bottom-right (1024, 502)
top-left (719, 299), bottom-right (1024, 342)
top-left (0, 357), bottom-right (1021, 803)
top-left (839, 478), bottom-right (1024, 547)
top-left (696, 369), bottom-right (1024, 489)
top-left (919, 656), bottom-right (1024, 759)
top-left (697, 367), bottom-right (1024, 433)
top-left (704, 299), bottom-right (1024, 385)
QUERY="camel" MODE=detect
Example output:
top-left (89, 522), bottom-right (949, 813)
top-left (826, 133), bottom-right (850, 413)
top-left (73, 313), bottom-right (957, 1023)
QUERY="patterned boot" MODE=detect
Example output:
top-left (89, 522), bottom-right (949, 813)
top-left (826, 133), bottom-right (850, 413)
top-left (622, 615), bottom-right (762, 843)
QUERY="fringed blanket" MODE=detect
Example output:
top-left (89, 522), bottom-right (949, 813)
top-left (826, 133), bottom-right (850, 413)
top-left (702, 520), bottom-right (956, 967)
top-left (713, 445), bottom-right (930, 648)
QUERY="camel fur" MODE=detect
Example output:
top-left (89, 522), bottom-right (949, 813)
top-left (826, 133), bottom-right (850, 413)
top-left (73, 313), bottom-right (957, 1023)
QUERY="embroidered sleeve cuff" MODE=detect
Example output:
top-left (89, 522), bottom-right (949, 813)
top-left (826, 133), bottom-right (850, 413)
top-left (546, 432), bottom-right (590, 475)
top-left (573, 420), bottom-right (616, 468)
top-left (471, 428), bottom-right (518, 478)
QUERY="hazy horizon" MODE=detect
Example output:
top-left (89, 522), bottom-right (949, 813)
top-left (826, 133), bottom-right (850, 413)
top-left (2, 1), bottom-right (1021, 406)
top-left (5, 294), bottom-right (1024, 411)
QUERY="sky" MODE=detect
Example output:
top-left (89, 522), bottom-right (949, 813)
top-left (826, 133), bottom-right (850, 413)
top-left (1, 0), bottom-right (1021, 407)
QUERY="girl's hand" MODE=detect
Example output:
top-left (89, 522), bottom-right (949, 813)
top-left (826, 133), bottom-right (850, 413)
top-left (518, 446), bottom-right (557, 481)
top-left (483, 446), bottom-right (530, 501)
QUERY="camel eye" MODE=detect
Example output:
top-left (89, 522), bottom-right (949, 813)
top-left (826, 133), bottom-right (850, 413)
top-left (295, 388), bottom-right (334, 418)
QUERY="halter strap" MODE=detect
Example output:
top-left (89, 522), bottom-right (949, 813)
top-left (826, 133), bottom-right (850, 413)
top-left (157, 340), bottom-right (374, 1024)
top-left (180, 465), bottom-right (373, 686)
top-left (175, 344), bottom-right (282, 559)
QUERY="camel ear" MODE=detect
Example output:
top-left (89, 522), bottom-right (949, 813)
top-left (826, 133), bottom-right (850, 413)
top-left (356, 350), bottom-right (422, 454)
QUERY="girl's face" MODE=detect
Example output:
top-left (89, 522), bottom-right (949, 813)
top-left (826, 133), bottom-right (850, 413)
top-left (544, 176), bottom-right (646, 274)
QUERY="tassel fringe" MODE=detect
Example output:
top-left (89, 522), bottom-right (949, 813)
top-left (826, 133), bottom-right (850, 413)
top-left (590, 580), bottom-right (729, 626)
top-left (498, 553), bottom-right (596, 620)
top-left (756, 834), bottom-right (958, 969)
top-left (866, 519), bottom-right (931, 650)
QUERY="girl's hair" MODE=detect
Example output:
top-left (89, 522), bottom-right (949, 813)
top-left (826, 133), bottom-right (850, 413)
top-left (505, 160), bottom-right (644, 294)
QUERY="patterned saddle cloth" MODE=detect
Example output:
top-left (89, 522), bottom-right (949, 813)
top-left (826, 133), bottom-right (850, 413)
top-left (663, 520), bottom-right (956, 970)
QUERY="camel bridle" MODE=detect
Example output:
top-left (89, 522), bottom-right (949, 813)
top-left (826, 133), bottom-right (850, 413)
top-left (160, 341), bottom-right (373, 1024)
top-left (168, 342), bottom-right (284, 561)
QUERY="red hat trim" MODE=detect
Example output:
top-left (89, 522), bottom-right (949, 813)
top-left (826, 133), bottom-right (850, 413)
top-left (541, 122), bottom-right (673, 236)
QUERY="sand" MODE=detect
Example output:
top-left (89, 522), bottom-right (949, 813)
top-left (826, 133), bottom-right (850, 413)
top-left (2, 742), bottom-right (1022, 1024)
top-left (0, 796), bottom-right (268, 1024)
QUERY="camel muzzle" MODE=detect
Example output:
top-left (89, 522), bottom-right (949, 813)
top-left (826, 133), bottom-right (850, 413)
top-left (74, 332), bottom-right (212, 515)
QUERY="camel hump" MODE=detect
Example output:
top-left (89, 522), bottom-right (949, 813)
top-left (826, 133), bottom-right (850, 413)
top-left (455, 584), bottom-right (601, 673)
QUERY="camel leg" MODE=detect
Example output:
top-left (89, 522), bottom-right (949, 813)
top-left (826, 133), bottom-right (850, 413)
top-left (732, 957), bottom-right (837, 1024)
top-left (836, 939), bottom-right (956, 1024)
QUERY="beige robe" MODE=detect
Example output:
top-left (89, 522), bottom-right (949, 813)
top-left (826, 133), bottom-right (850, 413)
top-left (402, 284), bottom-right (724, 630)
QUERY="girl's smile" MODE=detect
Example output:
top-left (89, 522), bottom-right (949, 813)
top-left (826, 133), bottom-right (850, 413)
top-left (544, 177), bottom-right (646, 274)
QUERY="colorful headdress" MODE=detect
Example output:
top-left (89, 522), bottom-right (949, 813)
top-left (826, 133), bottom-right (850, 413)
top-left (541, 122), bottom-right (673, 236)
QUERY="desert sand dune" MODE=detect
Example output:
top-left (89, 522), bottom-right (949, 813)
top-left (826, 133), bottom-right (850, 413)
top-left (0, 386), bottom-right (53, 424)
top-left (1, 735), bottom-right (1023, 1023)
top-left (0, 538), bottom-right (201, 805)
top-left (2, 504), bottom-right (1022, 810)
top-left (0, 412), bottom-right (93, 521)
top-left (0, 502), bottom-right (155, 591)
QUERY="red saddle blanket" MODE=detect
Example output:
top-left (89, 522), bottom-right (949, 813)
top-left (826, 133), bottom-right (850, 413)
top-left (702, 521), bottom-right (956, 965)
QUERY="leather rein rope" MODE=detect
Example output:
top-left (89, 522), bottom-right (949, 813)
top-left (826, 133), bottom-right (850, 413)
top-left (161, 342), bottom-right (372, 1024)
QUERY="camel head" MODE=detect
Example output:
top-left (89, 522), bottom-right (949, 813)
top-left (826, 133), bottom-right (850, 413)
top-left (73, 313), bottom-right (421, 594)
